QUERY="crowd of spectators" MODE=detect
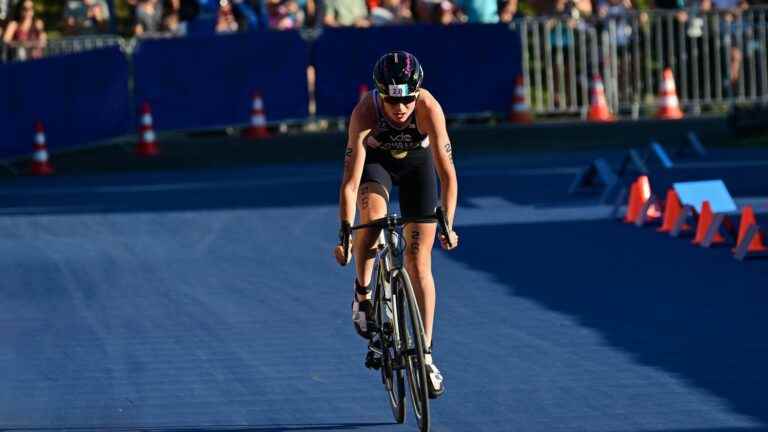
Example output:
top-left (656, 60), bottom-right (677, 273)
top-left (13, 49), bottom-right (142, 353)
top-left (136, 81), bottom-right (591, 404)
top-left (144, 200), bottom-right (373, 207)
top-left (1, 0), bottom-right (766, 100)
top-left (0, 0), bottom-right (764, 38)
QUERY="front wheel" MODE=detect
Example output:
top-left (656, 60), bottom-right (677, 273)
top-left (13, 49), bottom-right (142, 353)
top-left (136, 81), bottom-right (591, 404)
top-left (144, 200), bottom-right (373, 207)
top-left (394, 269), bottom-right (430, 432)
top-left (379, 276), bottom-right (406, 423)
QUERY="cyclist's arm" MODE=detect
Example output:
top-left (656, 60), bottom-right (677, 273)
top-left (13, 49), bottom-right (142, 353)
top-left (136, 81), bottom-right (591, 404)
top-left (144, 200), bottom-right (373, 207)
top-left (338, 98), bottom-right (371, 225)
top-left (420, 92), bottom-right (457, 230)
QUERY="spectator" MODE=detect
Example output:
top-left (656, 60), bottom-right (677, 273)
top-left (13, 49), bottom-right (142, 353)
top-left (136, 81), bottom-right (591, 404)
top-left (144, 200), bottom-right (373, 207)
top-left (498, 0), bottom-right (517, 22)
top-left (598, 0), bottom-right (633, 46)
top-left (432, 0), bottom-right (462, 23)
top-left (216, 0), bottom-right (240, 32)
top-left (712, 0), bottom-right (748, 95)
top-left (0, 0), bottom-right (11, 22)
top-left (3, 0), bottom-right (46, 60)
top-left (713, 0), bottom-right (749, 12)
top-left (161, 0), bottom-right (182, 34)
top-left (63, 0), bottom-right (110, 35)
top-left (370, 0), bottom-right (412, 24)
top-left (598, 0), bottom-right (636, 104)
top-left (156, 0), bottom-right (200, 34)
top-left (132, 0), bottom-right (164, 36)
top-left (302, 0), bottom-right (318, 27)
top-left (267, 0), bottom-right (305, 29)
top-left (323, 0), bottom-right (370, 26)
top-left (456, 0), bottom-right (514, 23)
top-left (529, 0), bottom-right (591, 17)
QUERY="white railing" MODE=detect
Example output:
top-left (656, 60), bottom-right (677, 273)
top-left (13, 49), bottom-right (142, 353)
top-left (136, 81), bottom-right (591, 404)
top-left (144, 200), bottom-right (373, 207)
top-left (514, 6), bottom-right (768, 116)
top-left (1, 34), bottom-right (125, 62)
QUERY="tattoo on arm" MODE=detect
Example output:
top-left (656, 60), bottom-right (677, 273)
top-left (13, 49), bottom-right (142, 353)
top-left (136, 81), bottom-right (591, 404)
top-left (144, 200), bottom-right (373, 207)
top-left (343, 147), bottom-right (353, 172)
top-left (443, 142), bottom-right (453, 164)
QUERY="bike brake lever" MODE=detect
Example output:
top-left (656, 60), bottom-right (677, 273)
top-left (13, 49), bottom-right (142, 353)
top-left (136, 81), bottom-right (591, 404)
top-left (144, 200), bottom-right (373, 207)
top-left (435, 207), bottom-right (453, 248)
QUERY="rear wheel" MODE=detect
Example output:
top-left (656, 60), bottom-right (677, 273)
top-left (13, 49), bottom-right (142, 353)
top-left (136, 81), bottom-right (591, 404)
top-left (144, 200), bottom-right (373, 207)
top-left (394, 269), bottom-right (430, 432)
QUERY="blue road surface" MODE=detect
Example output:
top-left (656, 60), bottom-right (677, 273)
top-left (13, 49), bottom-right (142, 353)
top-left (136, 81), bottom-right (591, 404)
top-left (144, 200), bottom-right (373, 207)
top-left (1, 150), bottom-right (768, 431)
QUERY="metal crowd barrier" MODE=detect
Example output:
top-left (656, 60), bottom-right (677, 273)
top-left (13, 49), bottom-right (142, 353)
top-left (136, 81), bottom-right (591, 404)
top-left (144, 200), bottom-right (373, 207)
top-left (514, 6), bottom-right (768, 116)
top-left (3, 13), bottom-right (767, 118)
top-left (1, 34), bottom-right (126, 62)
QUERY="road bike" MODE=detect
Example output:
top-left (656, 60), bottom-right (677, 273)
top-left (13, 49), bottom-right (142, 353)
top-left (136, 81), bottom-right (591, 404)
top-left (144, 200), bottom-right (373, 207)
top-left (346, 208), bottom-right (451, 432)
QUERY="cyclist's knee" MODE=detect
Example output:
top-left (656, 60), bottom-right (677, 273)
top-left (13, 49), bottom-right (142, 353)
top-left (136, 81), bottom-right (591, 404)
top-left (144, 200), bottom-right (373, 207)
top-left (357, 182), bottom-right (388, 221)
top-left (405, 256), bottom-right (432, 282)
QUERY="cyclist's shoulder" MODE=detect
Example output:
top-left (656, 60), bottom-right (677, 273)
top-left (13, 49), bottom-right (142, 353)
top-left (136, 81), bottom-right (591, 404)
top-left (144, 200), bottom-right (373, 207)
top-left (415, 89), bottom-right (446, 129)
top-left (416, 89), bottom-right (444, 113)
top-left (351, 91), bottom-right (378, 125)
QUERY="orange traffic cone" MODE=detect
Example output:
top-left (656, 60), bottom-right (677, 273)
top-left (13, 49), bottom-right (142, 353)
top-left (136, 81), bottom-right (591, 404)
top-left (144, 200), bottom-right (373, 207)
top-left (656, 68), bottom-right (684, 120)
top-left (508, 75), bottom-right (532, 124)
top-left (658, 189), bottom-right (684, 232)
top-left (636, 175), bottom-right (662, 219)
top-left (243, 91), bottom-right (270, 139)
top-left (624, 179), bottom-right (642, 223)
top-left (28, 121), bottom-right (54, 175)
top-left (587, 75), bottom-right (615, 122)
top-left (136, 102), bottom-right (159, 157)
top-left (733, 206), bottom-right (768, 253)
top-left (358, 84), bottom-right (369, 102)
top-left (692, 200), bottom-right (725, 245)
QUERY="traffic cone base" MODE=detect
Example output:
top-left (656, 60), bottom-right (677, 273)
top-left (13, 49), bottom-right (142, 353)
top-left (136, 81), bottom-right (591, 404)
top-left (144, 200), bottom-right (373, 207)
top-left (692, 201), bottom-right (725, 245)
top-left (733, 206), bottom-right (768, 253)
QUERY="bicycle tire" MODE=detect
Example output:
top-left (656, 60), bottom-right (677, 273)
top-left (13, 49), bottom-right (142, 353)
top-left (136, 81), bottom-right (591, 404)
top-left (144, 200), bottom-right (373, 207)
top-left (377, 269), bottom-right (406, 423)
top-left (394, 269), bottom-right (430, 432)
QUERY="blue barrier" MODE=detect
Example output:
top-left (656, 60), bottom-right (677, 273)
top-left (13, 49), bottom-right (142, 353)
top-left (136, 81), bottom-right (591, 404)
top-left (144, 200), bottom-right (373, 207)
top-left (0, 47), bottom-right (131, 160)
top-left (0, 64), bottom-right (16, 160)
top-left (313, 24), bottom-right (523, 117)
top-left (1, 26), bottom-right (524, 160)
top-left (133, 31), bottom-right (309, 131)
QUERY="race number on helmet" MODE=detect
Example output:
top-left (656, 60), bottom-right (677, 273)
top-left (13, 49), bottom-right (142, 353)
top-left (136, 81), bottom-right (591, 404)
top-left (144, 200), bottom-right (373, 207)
top-left (373, 51), bottom-right (423, 97)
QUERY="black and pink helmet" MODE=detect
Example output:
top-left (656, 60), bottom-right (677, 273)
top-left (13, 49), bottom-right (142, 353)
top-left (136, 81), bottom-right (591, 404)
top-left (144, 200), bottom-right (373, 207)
top-left (372, 51), bottom-right (424, 98)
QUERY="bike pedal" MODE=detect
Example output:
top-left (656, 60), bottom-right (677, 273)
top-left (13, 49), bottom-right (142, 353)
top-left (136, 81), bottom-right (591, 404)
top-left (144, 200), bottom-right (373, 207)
top-left (365, 351), bottom-right (382, 370)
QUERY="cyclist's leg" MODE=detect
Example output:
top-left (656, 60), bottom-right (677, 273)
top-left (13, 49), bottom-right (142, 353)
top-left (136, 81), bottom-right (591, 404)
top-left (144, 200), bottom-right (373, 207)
top-left (350, 174), bottom-right (389, 339)
top-left (398, 152), bottom-right (440, 346)
top-left (402, 222), bottom-right (437, 344)
top-left (403, 221), bottom-right (445, 399)
top-left (400, 150), bottom-right (445, 398)
top-left (353, 179), bottom-right (389, 297)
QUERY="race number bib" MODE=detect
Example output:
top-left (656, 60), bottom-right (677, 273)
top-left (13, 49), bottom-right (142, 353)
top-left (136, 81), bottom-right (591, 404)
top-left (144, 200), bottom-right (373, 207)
top-left (388, 84), bottom-right (410, 97)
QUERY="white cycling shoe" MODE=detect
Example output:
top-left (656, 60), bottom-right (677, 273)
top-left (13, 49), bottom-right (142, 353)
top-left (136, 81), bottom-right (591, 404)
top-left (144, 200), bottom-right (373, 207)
top-left (352, 279), bottom-right (374, 340)
top-left (352, 295), bottom-right (374, 339)
top-left (424, 352), bottom-right (445, 399)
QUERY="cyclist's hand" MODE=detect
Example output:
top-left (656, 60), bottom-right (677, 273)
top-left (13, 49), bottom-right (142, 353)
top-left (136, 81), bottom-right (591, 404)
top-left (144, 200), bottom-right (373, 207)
top-left (334, 242), bottom-right (352, 266)
top-left (439, 230), bottom-right (459, 250)
top-left (334, 221), bottom-right (353, 266)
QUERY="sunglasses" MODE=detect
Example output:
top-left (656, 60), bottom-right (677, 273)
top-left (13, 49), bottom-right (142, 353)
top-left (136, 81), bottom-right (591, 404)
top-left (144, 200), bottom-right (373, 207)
top-left (382, 95), bottom-right (417, 105)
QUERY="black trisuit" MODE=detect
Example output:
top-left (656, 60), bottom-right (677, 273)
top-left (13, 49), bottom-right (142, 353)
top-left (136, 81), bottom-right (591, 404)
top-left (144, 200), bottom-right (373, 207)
top-left (360, 90), bottom-right (438, 218)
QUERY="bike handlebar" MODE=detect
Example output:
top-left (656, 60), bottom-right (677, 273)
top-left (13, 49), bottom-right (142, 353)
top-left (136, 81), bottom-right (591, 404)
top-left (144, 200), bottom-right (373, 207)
top-left (351, 208), bottom-right (453, 248)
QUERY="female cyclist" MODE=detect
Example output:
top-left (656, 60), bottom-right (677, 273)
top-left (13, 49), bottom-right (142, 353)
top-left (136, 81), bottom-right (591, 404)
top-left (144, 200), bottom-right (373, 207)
top-left (333, 51), bottom-right (459, 399)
